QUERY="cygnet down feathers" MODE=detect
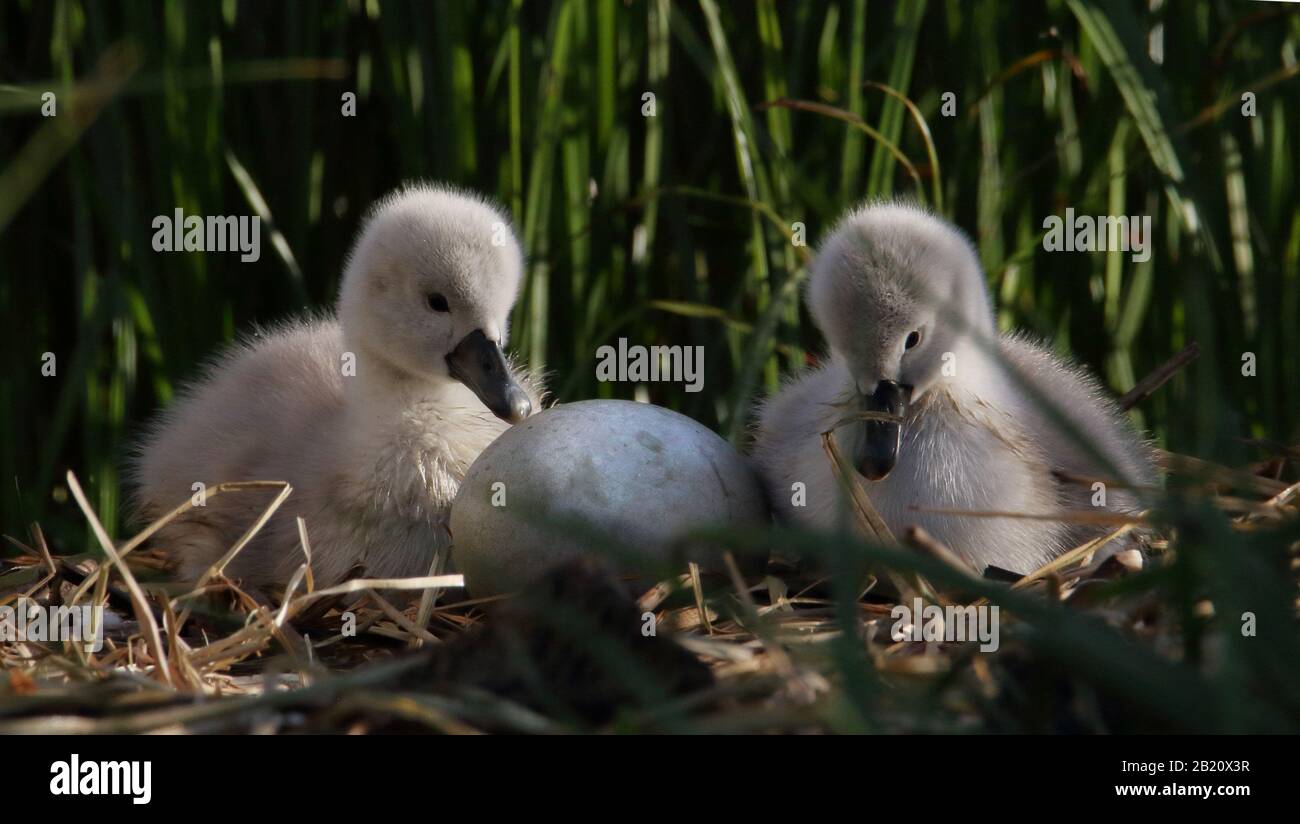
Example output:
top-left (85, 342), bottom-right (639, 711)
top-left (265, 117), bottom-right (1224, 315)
top-left (131, 184), bottom-right (542, 590)
top-left (753, 202), bottom-right (1156, 575)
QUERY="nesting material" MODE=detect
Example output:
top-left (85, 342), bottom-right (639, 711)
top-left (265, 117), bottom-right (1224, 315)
top-left (1, 437), bottom-right (1295, 733)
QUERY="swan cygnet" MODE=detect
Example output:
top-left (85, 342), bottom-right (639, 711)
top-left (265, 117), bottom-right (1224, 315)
top-left (753, 203), bottom-right (1156, 576)
top-left (131, 184), bottom-right (542, 590)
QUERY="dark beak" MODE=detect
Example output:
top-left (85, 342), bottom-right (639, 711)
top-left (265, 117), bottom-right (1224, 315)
top-left (446, 329), bottom-right (532, 424)
top-left (854, 380), bottom-right (909, 481)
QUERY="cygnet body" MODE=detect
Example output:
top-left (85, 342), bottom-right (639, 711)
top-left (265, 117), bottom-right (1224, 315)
top-left (131, 184), bottom-right (541, 589)
top-left (753, 203), bottom-right (1155, 575)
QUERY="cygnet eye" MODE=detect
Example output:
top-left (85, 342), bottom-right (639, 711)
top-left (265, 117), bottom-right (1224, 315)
top-left (427, 293), bottom-right (450, 313)
top-left (904, 330), bottom-right (922, 350)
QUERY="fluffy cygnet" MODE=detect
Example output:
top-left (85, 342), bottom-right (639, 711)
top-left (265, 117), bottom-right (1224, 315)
top-left (131, 184), bottom-right (542, 590)
top-left (752, 202), bottom-right (1156, 575)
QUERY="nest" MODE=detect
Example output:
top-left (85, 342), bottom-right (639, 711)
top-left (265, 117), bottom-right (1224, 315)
top-left (2, 346), bottom-right (1298, 733)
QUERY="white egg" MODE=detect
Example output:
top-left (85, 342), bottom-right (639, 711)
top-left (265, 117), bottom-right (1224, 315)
top-left (450, 400), bottom-right (769, 597)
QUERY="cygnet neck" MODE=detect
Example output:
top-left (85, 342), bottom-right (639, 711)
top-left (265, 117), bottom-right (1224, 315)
top-left (933, 332), bottom-right (1022, 410)
top-left (341, 343), bottom-right (455, 430)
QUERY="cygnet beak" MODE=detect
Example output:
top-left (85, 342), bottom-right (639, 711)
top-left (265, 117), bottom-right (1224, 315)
top-left (445, 329), bottom-right (532, 423)
top-left (854, 379), bottom-right (910, 480)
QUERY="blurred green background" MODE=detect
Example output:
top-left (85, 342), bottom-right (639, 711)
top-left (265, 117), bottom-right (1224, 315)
top-left (1, 0), bottom-right (1297, 547)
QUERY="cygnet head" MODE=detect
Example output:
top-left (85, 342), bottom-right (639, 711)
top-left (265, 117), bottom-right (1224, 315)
top-left (338, 184), bottom-right (532, 423)
top-left (807, 202), bottom-right (996, 479)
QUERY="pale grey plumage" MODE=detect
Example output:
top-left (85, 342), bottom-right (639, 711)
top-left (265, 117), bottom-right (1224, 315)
top-left (130, 184), bottom-right (543, 589)
top-left (752, 202), bottom-right (1155, 574)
